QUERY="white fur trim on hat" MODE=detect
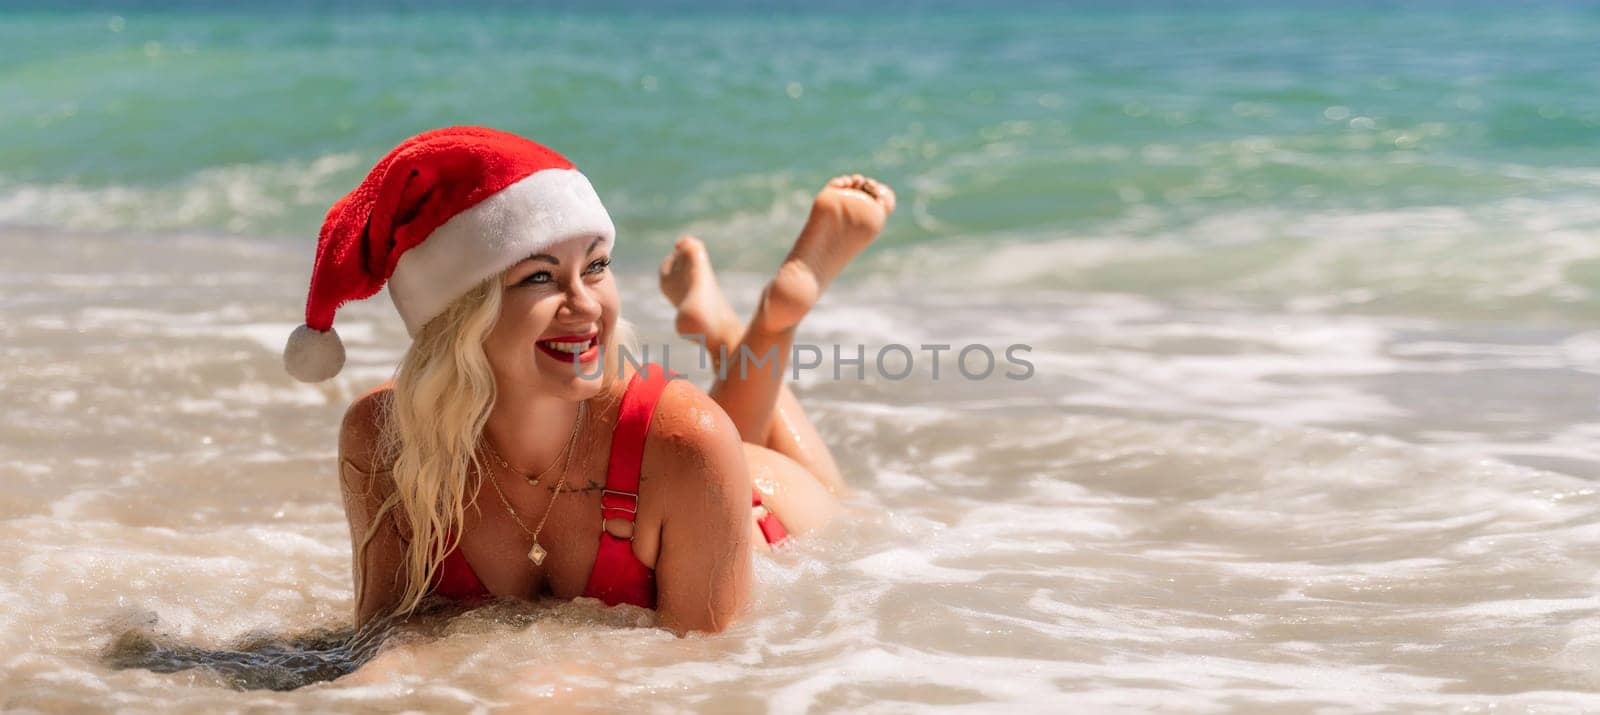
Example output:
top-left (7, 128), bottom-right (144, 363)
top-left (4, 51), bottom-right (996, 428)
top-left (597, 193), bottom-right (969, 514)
top-left (387, 168), bottom-right (616, 336)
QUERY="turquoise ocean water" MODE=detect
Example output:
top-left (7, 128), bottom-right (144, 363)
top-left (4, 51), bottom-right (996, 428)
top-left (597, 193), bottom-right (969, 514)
top-left (4, 1), bottom-right (1599, 320)
top-left (13, 3), bottom-right (1600, 709)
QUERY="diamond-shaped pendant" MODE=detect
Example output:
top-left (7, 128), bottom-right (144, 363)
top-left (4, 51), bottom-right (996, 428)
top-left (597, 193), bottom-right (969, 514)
top-left (528, 542), bottom-right (547, 566)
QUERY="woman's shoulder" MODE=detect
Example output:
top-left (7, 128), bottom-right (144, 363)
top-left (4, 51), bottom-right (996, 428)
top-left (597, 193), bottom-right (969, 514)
top-left (337, 382), bottom-right (407, 539)
top-left (648, 373), bottom-right (731, 445)
top-left (643, 374), bottom-right (749, 495)
top-left (340, 380), bottom-right (395, 474)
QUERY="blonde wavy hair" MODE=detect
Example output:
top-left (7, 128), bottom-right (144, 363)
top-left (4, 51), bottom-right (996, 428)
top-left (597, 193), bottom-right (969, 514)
top-left (357, 272), bottom-right (638, 618)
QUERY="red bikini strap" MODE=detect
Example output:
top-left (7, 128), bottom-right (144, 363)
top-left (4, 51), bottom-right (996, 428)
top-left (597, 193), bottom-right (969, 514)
top-left (600, 362), bottom-right (673, 524)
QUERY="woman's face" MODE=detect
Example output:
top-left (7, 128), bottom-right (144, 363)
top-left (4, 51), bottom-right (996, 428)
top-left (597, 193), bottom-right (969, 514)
top-left (483, 234), bottom-right (618, 402)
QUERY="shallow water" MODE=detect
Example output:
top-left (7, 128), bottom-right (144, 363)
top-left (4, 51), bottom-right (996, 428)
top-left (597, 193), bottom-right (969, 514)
top-left (6, 1), bottom-right (1600, 711)
top-left (4, 230), bottom-right (1600, 710)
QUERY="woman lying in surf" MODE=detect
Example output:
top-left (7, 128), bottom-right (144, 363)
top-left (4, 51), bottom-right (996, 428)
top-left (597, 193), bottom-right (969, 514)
top-left (283, 126), bottom-right (894, 635)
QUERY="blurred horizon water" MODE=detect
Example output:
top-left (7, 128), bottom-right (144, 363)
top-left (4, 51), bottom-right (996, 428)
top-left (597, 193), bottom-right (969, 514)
top-left (2, 1), bottom-right (1599, 319)
top-left (6, 1), bottom-right (1600, 711)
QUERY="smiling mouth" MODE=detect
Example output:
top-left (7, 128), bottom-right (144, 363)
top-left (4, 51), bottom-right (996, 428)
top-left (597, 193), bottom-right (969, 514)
top-left (535, 331), bottom-right (600, 363)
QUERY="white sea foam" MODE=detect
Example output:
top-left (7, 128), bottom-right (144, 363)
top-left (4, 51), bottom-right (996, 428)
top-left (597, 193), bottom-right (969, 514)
top-left (0, 153), bottom-right (363, 235)
top-left (6, 225), bottom-right (1600, 710)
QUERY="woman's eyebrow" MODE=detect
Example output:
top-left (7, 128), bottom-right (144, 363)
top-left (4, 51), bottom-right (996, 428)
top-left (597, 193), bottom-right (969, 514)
top-left (525, 237), bottom-right (606, 265)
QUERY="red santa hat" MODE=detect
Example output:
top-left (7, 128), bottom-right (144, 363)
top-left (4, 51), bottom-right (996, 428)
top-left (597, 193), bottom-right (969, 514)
top-left (283, 126), bottom-right (615, 382)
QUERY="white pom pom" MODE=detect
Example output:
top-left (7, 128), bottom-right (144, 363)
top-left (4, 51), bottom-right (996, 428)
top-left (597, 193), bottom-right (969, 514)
top-left (283, 324), bottom-right (345, 382)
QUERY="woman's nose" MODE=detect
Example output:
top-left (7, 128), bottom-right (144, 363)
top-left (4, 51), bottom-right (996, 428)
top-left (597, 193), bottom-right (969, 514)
top-left (560, 278), bottom-right (601, 320)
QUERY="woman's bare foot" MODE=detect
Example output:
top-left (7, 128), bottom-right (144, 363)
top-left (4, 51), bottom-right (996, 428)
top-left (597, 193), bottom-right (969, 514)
top-left (659, 235), bottom-right (741, 350)
top-left (758, 174), bottom-right (896, 333)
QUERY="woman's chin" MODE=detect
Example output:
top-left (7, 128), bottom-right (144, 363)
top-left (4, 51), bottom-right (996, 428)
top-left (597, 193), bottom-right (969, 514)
top-left (532, 358), bottom-right (607, 397)
top-left (559, 372), bottom-right (606, 400)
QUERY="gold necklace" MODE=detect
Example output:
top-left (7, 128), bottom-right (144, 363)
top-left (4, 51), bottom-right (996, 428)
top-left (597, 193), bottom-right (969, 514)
top-left (489, 470), bottom-right (566, 566)
top-left (482, 401), bottom-right (585, 487)
top-left (483, 401), bottom-right (586, 566)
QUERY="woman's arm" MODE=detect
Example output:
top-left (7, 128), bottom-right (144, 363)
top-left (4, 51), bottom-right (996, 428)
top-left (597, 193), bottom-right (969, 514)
top-left (337, 387), bottom-right (410, 630)
top-left (649, 382), bottom-right (756, 636)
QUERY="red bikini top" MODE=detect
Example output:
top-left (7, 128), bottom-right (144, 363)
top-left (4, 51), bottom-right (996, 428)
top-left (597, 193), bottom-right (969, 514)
top-left (430, 362), bottom-right (676, 609)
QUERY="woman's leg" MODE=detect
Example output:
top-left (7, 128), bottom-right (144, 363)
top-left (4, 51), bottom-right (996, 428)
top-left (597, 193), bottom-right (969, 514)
top-left (659, 237), bottom-right (849, 495)
top-left (659, 175), bottom-right (895, 495)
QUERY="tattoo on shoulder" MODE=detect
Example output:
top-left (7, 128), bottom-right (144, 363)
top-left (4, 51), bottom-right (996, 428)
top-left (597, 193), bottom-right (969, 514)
top-left (550, 477), bottom-right (608, 494)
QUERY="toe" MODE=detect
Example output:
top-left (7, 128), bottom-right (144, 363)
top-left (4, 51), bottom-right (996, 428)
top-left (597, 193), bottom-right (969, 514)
top-left (860, 177), bottom-right (895, 211)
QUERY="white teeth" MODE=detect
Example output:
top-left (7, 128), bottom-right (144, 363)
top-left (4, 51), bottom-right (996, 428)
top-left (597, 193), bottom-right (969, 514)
top-left (541, 338), bottom-right (593, 354)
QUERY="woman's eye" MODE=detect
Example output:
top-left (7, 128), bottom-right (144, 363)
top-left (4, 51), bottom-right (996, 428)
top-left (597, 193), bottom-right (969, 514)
top-left (586, 258), bottom-right (611, 275)
top-left (519, 271), bottom-right (552, 286)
